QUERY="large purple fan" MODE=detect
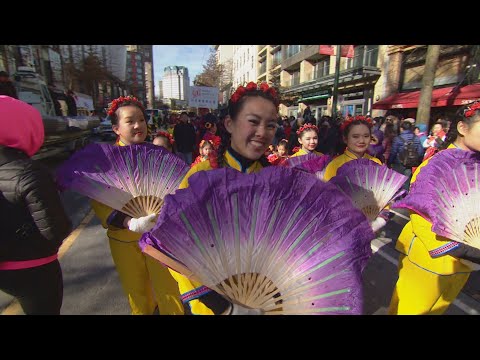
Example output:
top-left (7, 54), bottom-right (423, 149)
top-left (56, 143), bottom-right (189, 218)
top-left (283, 153), bottom-right (332, 180)
top-left (140, 166), bottom-right (374, 315)
top-left (330, 159), bottom-right (407, 221)
top-left (393, 149), bottom-right (480, 249)
top-left (282, 152), bottom-right (318, 168)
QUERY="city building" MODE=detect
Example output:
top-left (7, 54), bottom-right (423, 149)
top-left (214, 45), bottom-right (234, 105)
top-left (372, 45), bottom-right (480, 121)
top-left (162, 66), bottom-right (190, 106)
top-left (232, 45), bottom-right (257, 88)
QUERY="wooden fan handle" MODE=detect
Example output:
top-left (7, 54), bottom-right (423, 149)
top-left (143, 245), bottom-right (201, 283)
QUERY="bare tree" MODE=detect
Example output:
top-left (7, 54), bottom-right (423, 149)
top-left (194, 48), bottom-right (224, 87)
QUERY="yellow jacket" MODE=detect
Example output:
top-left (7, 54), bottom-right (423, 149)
top-left (290, 148), bottom-right (323, 158)
top-left (323, 148), bottom-right (382, 181)
top-left (180, 148), bottom-right (263, 188)
top-left (395, 144), bottom-right (472, 275)
top-left (90, 140), bottom-right (140, 242)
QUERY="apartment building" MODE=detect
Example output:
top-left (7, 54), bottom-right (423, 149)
top-left (232, 45), bottom-right (257, 88)
top-left (276, 45), bottom-right (383, 118)
top-left (372, 45), bottom-right (479, 120)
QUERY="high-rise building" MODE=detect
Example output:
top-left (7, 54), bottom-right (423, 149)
top-left (126, 50), bottom-right (146, 106)
top-left (126, 45), bottom-right (154, 108)
top-left (158, 80), bottom-right (163, 100)
top-left (162, 66), bottom-right (189, 104)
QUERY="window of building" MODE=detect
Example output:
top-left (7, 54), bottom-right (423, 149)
top-left (344, 45), bottom-right (379, 69)
top-left (314, 58), bottom-right (330, 79)
top-left (291, 71), bottom-right (300, 86)
top-left (287, 45), bottom-right (300, 58)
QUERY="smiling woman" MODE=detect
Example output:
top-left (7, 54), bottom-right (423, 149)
top-left (160, 81), bottom-right (281, 315)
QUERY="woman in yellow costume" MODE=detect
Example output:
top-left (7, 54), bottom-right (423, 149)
top-left (324, 115), bottom-right (387, 233)
top-left (388, 102), bottom-right (480, 315)
top-left (90, 96), bottom-right (183, 315)
top-left (168, 81), bottom-right (279, 315)
top-left (290, 123), bottom-right (323, 158)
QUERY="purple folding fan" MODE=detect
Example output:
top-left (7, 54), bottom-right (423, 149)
top-left (56, 142), bottom-right (189, 218)
top-left (282, 153), bottom-right (332, 180)
top-left (330, 158), bottom-right (407, 221)
top-left (393, 149), bottom-right (480, 249)
top-left (140, 166), bottom-right (375, 315)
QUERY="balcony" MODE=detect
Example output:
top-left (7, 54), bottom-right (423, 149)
top-left (283, 65), bottom-right (381, 96)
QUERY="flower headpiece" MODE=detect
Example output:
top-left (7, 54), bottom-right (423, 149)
top-left (107, 95), bottom-right (145, 116)
top-left (340, 115), bottom-right (373, 132)
top-left (199, 139), bottom-right (214, 148)
top-left (296, 123), bottom-right (319, 136)
top-left (155, 131), bottom-right (175, 145)
top-left (230, 81), bottom-right (279, 106)
top-left (464, 101), bottom-right (480, 118)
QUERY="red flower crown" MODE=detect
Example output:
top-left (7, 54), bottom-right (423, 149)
top-left (464, 101), bottom-right (480, 118)
top-left (296, 123), bottom-right (319, 136)
top-left (155, 131), bottom-right (175, 145)
top-left (340, 115), bottom-right (373, 132)
top-left (230, 81), bottom-right (279, 106)
top-left (107, 95), bottom-right (145, 116)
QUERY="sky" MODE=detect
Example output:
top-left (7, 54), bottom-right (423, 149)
top-left (153, 45), bottom-right (212, 96)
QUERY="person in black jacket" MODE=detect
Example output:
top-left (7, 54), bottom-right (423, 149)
top-left (0, 95), bottom-right (72, 315)
top-left (173, 112), bottom-right (196, 164)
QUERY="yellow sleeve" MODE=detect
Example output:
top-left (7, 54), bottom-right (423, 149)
top-left (172, 159), bottom-right (216, 314)
top-left (179, 159), bottom-right (212, 189)
top-left (323, 159), bottom-right (340, 181)
top-left (90, 199), bottom-right (115, 229)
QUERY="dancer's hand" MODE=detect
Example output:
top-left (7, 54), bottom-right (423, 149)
top-left (128, 213), bottom-right (157, 233)
top-left (370, 217), bottom-right (387, 233)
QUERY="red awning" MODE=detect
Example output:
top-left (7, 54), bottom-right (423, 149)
top-left (372, 84), bottom-right (480, 110)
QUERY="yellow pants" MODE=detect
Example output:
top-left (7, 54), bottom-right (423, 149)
top-left (168, 269), bottom-right (215, 315)
top-left (388, 254), bottom-right (470, 315)
top-left (109, 238), bottom-right (184, 315)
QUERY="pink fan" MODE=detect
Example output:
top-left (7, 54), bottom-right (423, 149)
top-left (56, 143), bottom-right (189, 218)
top-left (330, 159), bottom-right (407, 221)
top-left (140, 166), bottom-right (375, 315)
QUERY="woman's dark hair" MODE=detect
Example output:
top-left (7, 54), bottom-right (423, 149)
top-left (341, 119), bottom-right (373, 138)
top-left (216, 88), bottom-right (278, 168)
top-left (439, 102), bottom-right (480, 150)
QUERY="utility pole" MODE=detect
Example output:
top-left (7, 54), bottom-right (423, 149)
top-left (416, 45), bottom-right (441, 126)
top-left (331, 45), bottom-right (342, 119)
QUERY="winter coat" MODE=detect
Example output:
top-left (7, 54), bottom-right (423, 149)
top-left (0, 146), bottom-right (72, 262)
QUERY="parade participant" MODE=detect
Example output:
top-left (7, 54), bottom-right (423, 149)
top-left (290, 123), bottom-right (323, 158)
top-left (389, 101), bottom-right (480, 315)
top-left (201, 114), bottom-right (221, 150)
top-left (153, 131), bottom-right (175, 153)
top-left (0, 96), bottom-right (72, 314)
top-left (324, 116), bottom-right (382, 181)
top-left (167, 81), bottom-right (279, 315)
top-left (268, 139), bottom-right (289, 165)
top-left (191, 139), bottom-right (214, 168)
top-left (90, 96), bottom-right (183, 315)
top-left (323, 116), bottom-right (386, 233)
